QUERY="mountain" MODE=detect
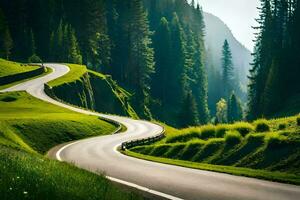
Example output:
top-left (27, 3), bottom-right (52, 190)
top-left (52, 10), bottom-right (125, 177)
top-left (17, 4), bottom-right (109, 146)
top-left (204, 12), bottom-right (252, 114)
top-left (204, 12), bottom-right (252, 86)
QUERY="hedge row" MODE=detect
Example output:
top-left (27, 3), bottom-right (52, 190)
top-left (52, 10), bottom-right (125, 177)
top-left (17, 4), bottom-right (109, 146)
top-left (0, 66), bottom-right (45, 85)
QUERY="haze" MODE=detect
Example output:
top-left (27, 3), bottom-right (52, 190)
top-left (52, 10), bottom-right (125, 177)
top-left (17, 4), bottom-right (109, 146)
top-left (196, 0), bottom-right (260, 51)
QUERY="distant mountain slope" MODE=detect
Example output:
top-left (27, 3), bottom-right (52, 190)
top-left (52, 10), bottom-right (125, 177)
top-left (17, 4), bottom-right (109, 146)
top-left (204, 12), bottom-right (252, 86)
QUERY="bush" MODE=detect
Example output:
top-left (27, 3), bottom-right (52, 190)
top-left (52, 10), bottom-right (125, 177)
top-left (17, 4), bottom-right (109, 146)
top-left (255, 119), bottom-right (270, 132)
top-left (278, 123), bottom-right (287, 130)
top-left (28, 54), bottom-right (42, 63)
top-left (246, 133), bottom-right (265, 144)
top-left (225, 130), bottom-right (242, 145)
top-left (215, 124), bottom-right (230, 138)
top-left (297, 117), bottom-right (300, 126)
top-left (200, 125), bottom-right (216, 139)
top-left (166, 131), bottom-right (200, 143)
top-left (267, 133), bottom-right (288, 148)
top-left (232, 122), bottom-right (254, 136)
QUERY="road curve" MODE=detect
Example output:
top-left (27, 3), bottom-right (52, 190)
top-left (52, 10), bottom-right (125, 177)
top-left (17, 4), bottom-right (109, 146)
top-left (1, 64), bottom-right (300, 200)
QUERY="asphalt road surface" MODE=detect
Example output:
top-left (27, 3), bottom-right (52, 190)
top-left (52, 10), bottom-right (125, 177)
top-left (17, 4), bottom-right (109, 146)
top-left (2, 64), bottom-right (300, 200)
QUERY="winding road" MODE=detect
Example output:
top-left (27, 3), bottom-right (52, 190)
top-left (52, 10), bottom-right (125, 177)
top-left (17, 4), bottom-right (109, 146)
top-left (1, 64), bottom-right (300, 200)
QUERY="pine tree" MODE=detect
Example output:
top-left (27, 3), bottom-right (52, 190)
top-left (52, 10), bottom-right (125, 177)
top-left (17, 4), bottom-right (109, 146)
top-left (179, 91), bottom-right (199, 127)
top-left (0, 8), bottom-right (7, 58)
top-left (190, 6), bottom-right (210, 124)
top-left (228, 93), bottom-right (243, 123)
top-left (169, 12), bottom-right (187, 107)
top-left (3, 28), bottom-right (13, 60)
top-left (68, 27), bottom-right (82, 64)
top-left (128, 0), bottom-right (155, 114)
top-left (221, 39), bottom-right (234, 98)
top-left (151, 17), bottom-right (172, 105)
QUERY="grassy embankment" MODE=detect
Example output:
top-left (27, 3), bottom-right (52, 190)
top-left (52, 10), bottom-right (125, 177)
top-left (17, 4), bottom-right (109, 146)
top-left (126, 116), bottom-right (300, 185)
top-left (0, 59), bottom-right (39, 77)
top-left (0, 59), bottom-right (50, 90)
top-left (47, 64), bottom-right (138, 118)
top-left (0, 61), bottom-right (142, 199)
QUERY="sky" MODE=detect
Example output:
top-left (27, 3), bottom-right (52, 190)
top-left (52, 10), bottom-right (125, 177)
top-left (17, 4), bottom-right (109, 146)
top-left (196, 0), bottom-right (260, 51)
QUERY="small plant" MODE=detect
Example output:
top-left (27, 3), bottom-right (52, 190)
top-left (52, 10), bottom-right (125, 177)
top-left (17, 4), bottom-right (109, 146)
top-left (200, 125), bottom-right (216, 139)
top-left (278, 123), bottom-right (287, 130)
top-left (297, 116), bottom-right (300, 126)
top-left (215, 124), bottom-right (229, 138)
top-left (267, 133), bottom-right (287, 148)
top-left (232, 122), bottom-right (254, 136)
top-left (28, 54), bottom-right (42, 63)
top-left (246, 133), bottom-right (265, 144)
top-left (255, 119), bottom-right (270, 132)
top-left (225, 130), bottom-right (242, 145)
top-left (166, 130), bottom-right (200, 143)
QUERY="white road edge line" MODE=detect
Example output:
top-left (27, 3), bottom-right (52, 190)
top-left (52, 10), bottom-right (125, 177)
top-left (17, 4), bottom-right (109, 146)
top-left (56, 141), bottom-right (183, 200)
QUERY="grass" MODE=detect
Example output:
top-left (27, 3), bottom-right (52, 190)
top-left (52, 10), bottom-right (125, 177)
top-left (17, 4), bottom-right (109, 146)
top-left (0, 145), bottom-right (142, 200)
top-left (0, 92), bottom-right (117, 153)
top-left (128, 115), bottom-right (300, 185)
top-left (124, 150), bottom-right (300, 185)
top-left (0, 62), bottom-right (143, 199)
top-left (0, 92), bottom-right (144, 199)
top-left (0, 59), bottom-right (39, 78)
top-left (47, 64), bottom-right (87, 87)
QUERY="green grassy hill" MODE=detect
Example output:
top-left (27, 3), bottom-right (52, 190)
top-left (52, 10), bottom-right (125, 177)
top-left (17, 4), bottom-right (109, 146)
top-left (128, 115), bottom-right (300, 184)
top-left (0, 92), bottom-right (117, 153)
top-left (0, 59), bottom-right (39, 77)
top-left (0, 92), bottom-right (143, 200)
top-left (0, 60), bottom-right (142, 199)
top-left (46, 64), bottom-right (138, 119)
top-left (0, 59), bottom-right (49, 90)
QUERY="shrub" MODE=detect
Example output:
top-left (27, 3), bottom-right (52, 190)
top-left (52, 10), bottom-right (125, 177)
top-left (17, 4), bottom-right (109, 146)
top-left (255, 119), bottom-right (270, 132)
top-left (28, 54), bottom-right (42, 63)
top-left (246, 133), bottom-right (265, 144)
top-left (278, 123), bottom-right (287, 130)
top-left (215, 124), bottom-right (230, 138)
top-left (225, 130), bottom-right (242, 145)
top-left (200, 125), bottom-right (216, 139)
top-left (267, 133), bottom-right (288, 148)
top-left (297, 117), bottom-right (300, 126)
top-left (166, 131), bottom-right (200, 143)
top-left (232, 122), bottom-right (254, 136)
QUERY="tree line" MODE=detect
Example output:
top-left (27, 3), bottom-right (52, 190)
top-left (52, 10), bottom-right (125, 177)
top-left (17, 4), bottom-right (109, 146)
top-left (0, 0), bottom-right (247, 127)
top-left (248, 0), bottom-right (300, 120)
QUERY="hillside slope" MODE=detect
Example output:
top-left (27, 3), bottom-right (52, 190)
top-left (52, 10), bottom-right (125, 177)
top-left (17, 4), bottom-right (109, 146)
top-left (129, 115), bottom-right (300, 184)
top-left (45, 64), bottom-right (138, 119)
top-left (204, 12), bottom-right (252, 85)
top-left (0, 61), bottom-right (142, 200)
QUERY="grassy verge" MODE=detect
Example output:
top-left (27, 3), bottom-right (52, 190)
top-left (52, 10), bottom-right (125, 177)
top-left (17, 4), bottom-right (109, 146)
top-left (0, 91), bottom-right (117, 154)
top-left (0, 145), bottom-right (142, 200)
top-left (0, 59), bottom-right (39, 77)
top-left (129, 115), bottom-right (300, 185)
top-left (0, 67), bottom-right (52, 90)
top-left (0, 91), bottom-right (143, 199)
top-left (124, 150), bottom-right (300, 185)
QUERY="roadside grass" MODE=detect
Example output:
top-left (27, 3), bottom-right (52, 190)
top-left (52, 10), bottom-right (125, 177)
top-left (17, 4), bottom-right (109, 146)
top-left (0, 67), bottom-right (52, 90)
top-left (129, 115), bottom-right (300, 184)
top-left (124, 150), bottom-right (300, 185)
top-left (0, 91), bottom-right (117, 154)
top-left (0, 59), bottom-right (39, 78)
top-left (0, 62), bottom-right (143, 199)
top-left (47, 64), bottom-right (87, 87)
top-left (0, 145), bottom-right (142, 200)
top-left (0, 92), bottom-right (144, 199)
